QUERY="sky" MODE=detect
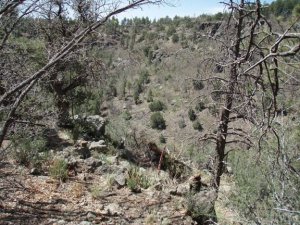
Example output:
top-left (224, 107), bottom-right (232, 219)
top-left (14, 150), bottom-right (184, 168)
top-left (118, 0), bottom-right (274, 20)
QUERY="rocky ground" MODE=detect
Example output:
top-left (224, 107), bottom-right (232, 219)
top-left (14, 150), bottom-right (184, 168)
top-left (0, 135), bottom-right (202, 225)
top-left (0, 116), bottom-right (237, 225)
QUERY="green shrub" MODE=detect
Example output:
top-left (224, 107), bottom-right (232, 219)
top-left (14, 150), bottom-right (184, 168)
top-left (178, 118), bottom-right (186, 129)
top-left (150, 112), bottom-right (166, 130)
top-left (133, 88), bottom-right (141, 104)
top-left (159, 134), bottom-right (166, 143)
top-left (122, 110), bottom-right (132, 120)
top-left (49, 159), bottom-right (68, 182)
top-left (106, 82), bottom-right (117, 98)
top-left (11, 134), bottom-right (47, 167)
top-left (90, 184), bottom-right (103, 199)
top-left (147, 89), bottom-right (154, 102)
top-left (195, 101), bottom-right (206, 112)
top-left (188, 108), bottom-right (197, 121)
top-left (143, 46), bottom-right (151, 57)
top-left (172, 33), bottom-right (179, 43)
top-left (127, 166), bottom-right (151, 192)
top-left (134, 81), bottom-right (143, 95)
top-left (185, 191), bottom-right (216, 223)
top-left (149, 100), bottom-right (165, 112)
top-left (192, 79), bottom-right (204, 90)
top-left (193, 121), bottom-right (203, 132)
top-left (139, 70), bottom-right (150, 85)
top-left (208, 104), bottom-right (219, 117)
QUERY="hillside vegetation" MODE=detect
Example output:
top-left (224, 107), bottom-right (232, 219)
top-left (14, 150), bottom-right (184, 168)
top-left (0, 0), bottom-right (300, 224)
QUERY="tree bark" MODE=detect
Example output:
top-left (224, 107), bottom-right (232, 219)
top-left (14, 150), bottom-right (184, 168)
top-left (212, 0), bottom-right (244, 190)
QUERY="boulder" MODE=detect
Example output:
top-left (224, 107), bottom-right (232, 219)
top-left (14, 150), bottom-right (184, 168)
top-left (85, 158), bottom-right (102, 173)
top-left (88, 140), bottom-right (107, 152)
top-left (114, 173), bottom-right (126, 188)
top-left (30, 168), bottom-right (40, 176)
top-left (86, 115), bottom-right (106, 135)
top-left (105, 203), bottom-right (122, 216)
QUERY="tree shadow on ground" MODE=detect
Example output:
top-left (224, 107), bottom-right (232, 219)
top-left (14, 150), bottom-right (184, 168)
top-left (0, 162), bottom-right (108, 225)
top-left (43, 128), bottom-right (73, 151)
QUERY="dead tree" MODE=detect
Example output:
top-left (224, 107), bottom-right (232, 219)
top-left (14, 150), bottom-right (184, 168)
top-left (197, 0), bottom-right (300, 190)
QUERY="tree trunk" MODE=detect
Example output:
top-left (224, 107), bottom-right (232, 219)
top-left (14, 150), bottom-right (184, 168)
top-left (212, 0), bottom-right (244, 190)
top-left (56, 95), bottom-right (71, 128)
top-left (213, 64), bottom-right (238, 189)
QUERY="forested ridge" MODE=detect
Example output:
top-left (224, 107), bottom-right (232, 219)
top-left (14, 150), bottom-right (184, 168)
top-left (0, 0), bottom-right (299, 224)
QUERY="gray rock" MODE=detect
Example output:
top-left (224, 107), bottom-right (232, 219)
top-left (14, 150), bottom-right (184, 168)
top-left (105, 203), bottom-right (122, 216)
top-left (167, 187), bottom-right (177, 195)
top-left (86, 115), bottom-right (106, 136)
top-left (67, 156), bottom-right (78, 164)
top-left (118, 160), bottom-right (131, 171)
top-left (30, 168), bottom-right (40, 176)
top-left (78, 173), bottom-right (86, 181)
top-left (85, 158), bottom-right (102, 173)
top-left (176, 183), bottom-right (190, 196)
top-left (114, 173), bottom-right (126, 188)
top-left (79, 221), bottom-right (92, 225)
top-left (56, 220), bottom-right (67, 225)
top-left (86, 211), bottom-right (96, 221)
top-left (89, 141), bottom-right (107, 152)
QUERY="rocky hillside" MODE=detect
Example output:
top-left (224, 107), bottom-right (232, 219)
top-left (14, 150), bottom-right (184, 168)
top-left (1, 1), bottom-right (300, 224)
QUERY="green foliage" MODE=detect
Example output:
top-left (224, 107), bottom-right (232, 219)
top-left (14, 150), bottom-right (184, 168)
top-left (147, 89), bottom-right (154, 102)
top-left (72, 88), bottom-right (103, 115)
top-left (11, 134), bottom-right (48, 167)
top-left (149, 100), bottom-right (165, 112)
top-left (143, 46), bottom-right (152, 58)
top-left (178, 118), bottom-right (186, 129)
top-left (122, 110), bottom-right (132, 120)
top-left (106, 82), bottom-right (117, 98)
top-left (133, 88), bottom-right (141, 104)
top-left (208, 104), bottom-right (219, 117)
top-left (229, 123), bottom-right (300, 224)
top-left (193, 121), bottom-right (203, 131)
top-left (195, 101), bottom-right (206, 112)
top-left (146, 32), bottom-right (158, 42)
top-left (166, 25), bottom-right (176, 37)
top-left (293, 3), bottom-right (300, 17)
top-left (172, 33), bottom-right (179, 43)
top-left (49, 159), bottom-right (68, 182)
top-left (133, 70), bottom-right (151, 104)
top-left (139, 70), bottom-right (150, 85)
top-left (159, 134), bottom-right (166, 143)
top-left (90, 184), bottom-right (103, 199)
top-left (188, 108), bottom-right (197, 121)
top-left (105, 117), bottom-right (128, 148)
top-left (119, 79), bottom-right (127, 99)
top-left (71, 115), bottom-right (105, 141)
top-left (150, 112), bottom-right (166, 130)
top-left (127, 166), bottom-right (151, 192)
top-left (12, 37), bottom-right (46, 69)
top-left (192, 79), bottom-right (204, 90)
top-left (213, 12), bottom-right (224, 20)
top-left (268, 0), bottom-right (300, 18)
top-left (185, 191), bottom-right (216, 222)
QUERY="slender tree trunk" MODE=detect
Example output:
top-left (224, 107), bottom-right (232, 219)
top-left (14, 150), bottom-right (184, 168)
top-left (212, 0), bottom-right (244, 190)
top-left (213, 64), bottom-right (238, 189)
